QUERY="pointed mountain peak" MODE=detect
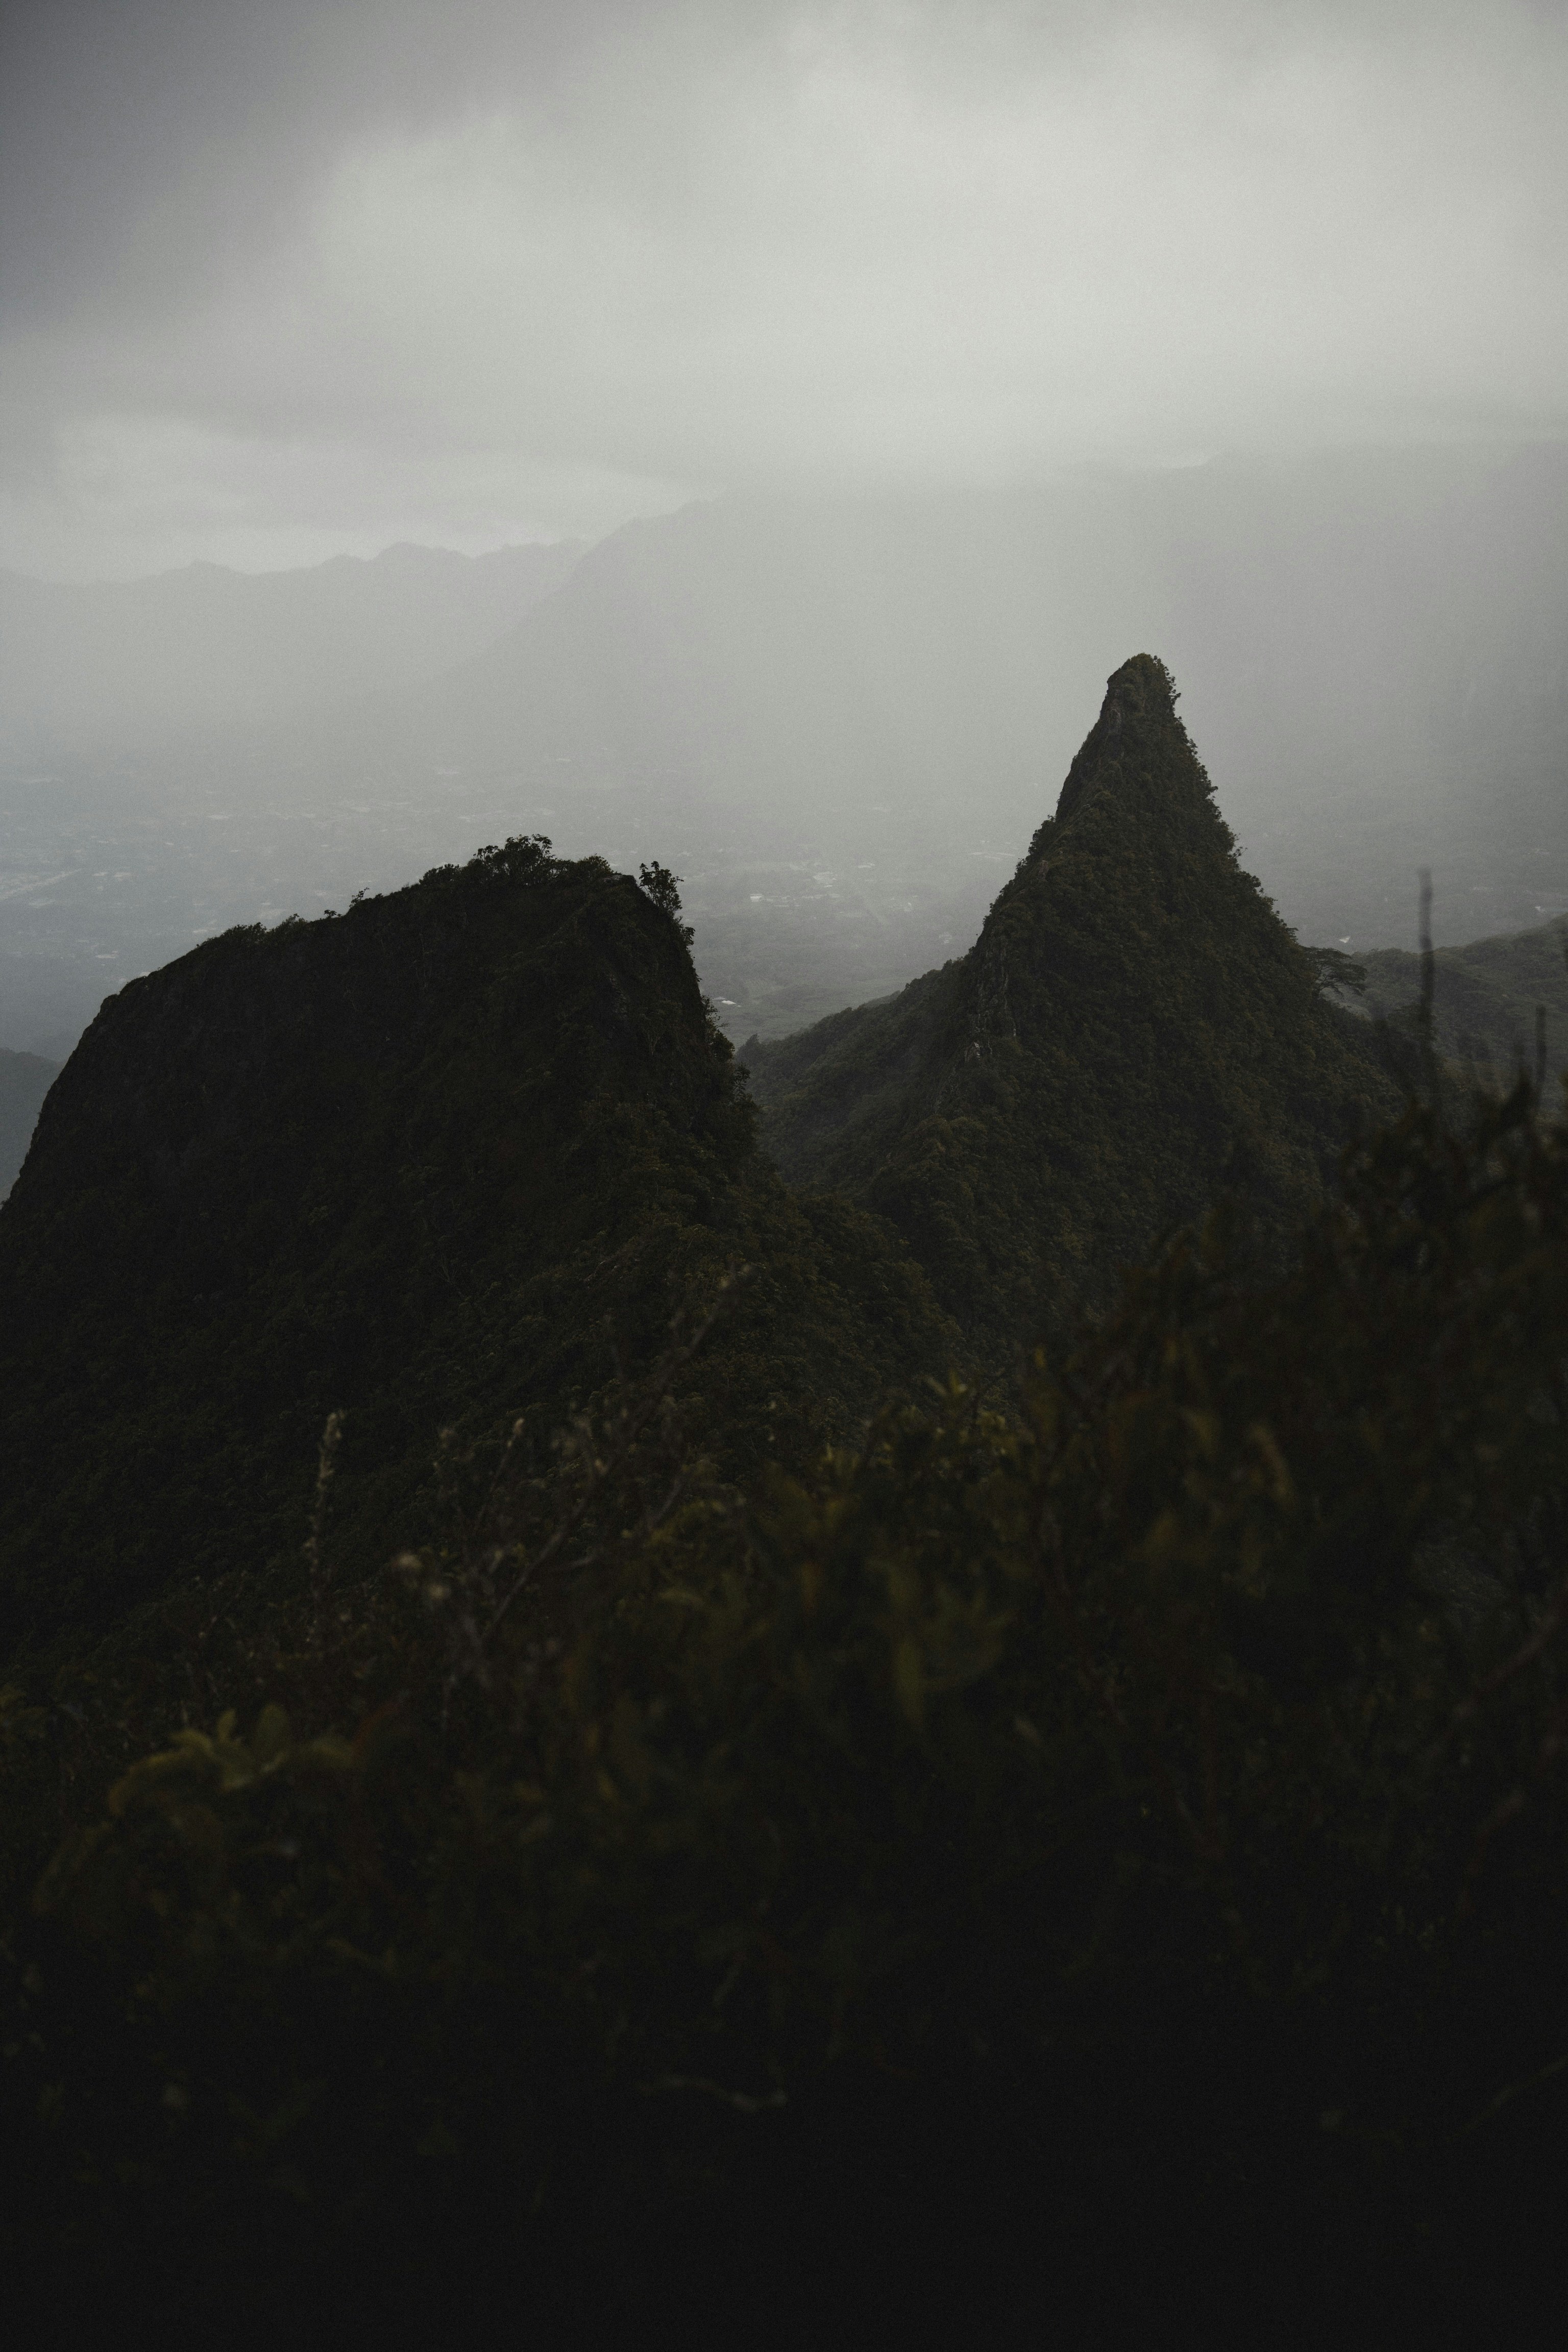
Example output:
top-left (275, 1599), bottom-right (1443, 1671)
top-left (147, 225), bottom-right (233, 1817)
top-left (748, 657), bottom-right (1398, 1355)
top-left (1051, 654), bottom-right (1199, 831)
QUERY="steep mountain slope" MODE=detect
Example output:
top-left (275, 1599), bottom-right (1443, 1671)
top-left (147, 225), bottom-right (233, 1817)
top-left (746, 657), bottom-right (1400, 1355)
top-left (0, 1046), bottom-right (56, 1197)
top-left (0, 842), bottom-right (955, 1653)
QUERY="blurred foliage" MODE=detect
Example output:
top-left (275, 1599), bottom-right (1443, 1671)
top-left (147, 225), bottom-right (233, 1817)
top-left (3, 1070), bottom-right (1566, 2332)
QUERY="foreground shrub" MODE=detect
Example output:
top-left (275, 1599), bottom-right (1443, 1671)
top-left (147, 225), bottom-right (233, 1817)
top-left (4, 1082), bottom-right (1567, 2333)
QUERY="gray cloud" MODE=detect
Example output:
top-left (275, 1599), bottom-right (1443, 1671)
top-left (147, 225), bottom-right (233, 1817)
top-left (4, 1), bottom-right (1566, 576)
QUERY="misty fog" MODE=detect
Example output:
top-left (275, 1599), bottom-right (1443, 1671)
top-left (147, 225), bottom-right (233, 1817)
top-left (2, 4), bottom-right (1565, 1058)
top-left (4, 444), bottom-right (1566, 1059)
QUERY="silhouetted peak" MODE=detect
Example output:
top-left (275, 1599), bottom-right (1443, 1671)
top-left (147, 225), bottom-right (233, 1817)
top-left (1052, 653), bottom-right (1183, 827)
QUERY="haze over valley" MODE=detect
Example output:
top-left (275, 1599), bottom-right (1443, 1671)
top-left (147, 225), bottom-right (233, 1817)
top-left (5, 442), bottom-right (1567, 1062)
top-left (6, 1), bottom-right (1568, 1066)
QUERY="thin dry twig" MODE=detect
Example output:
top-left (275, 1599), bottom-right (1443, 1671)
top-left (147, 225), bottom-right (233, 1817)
top-left (305, 1410), bottom-right (345, 1655)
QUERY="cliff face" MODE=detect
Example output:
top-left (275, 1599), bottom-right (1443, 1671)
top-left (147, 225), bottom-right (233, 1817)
top-left (747, 656), bottom-right (1400, 1354)
top-left (0, 839), bottom-right (953, 1651)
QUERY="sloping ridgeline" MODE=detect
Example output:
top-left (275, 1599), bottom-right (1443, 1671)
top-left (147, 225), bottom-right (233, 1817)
top-left (0, 839), bottom-right (954, 1654)
top-left (1359, 916), bottom-right (1568, 1085)
top-left (746, 655), bottom-right (1399, 1355)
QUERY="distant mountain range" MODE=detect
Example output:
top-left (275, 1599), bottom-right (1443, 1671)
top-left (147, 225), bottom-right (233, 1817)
top-left (272, 443), bottom-right (1568, 943)
top-left (0, 537), bottom-right (583, 761)
top-left (1360, 920), bottom-right (1568, 1085)
top-left (3, 445), bottom-right (1566, 1065)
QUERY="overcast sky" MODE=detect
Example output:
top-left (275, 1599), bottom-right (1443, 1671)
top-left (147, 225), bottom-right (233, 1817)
top-left (3, 1), bottom-right (1565, 579)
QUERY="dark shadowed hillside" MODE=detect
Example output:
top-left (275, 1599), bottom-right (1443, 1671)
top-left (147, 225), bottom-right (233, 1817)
top-left (3, 1029), bottom-right (1565, 2340)
top-left (747, 656), bottom-right (1401, 1356)
top-left (0, 842), bottom-right (954, 1653)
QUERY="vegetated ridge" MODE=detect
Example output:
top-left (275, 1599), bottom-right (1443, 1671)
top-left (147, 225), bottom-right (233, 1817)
top-left (0, 841), bottom-right (954, 1655)
top-left (746, 655), bottom-right (1400, 1354)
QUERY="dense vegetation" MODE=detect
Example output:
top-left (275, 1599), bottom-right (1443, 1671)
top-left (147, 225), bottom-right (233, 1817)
top-left (3, 1070), bottom-right (1565, 2333)
top-left (2, 662), bottom-right (1565, 2332)
top-left (747, 657), bottom-right (1402, 1355)
top-left (0, 838), bottom-right (954, 1655)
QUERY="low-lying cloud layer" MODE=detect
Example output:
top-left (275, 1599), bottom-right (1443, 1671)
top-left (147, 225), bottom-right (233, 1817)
top-left (4, 1), bottom-right (1566, 577)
